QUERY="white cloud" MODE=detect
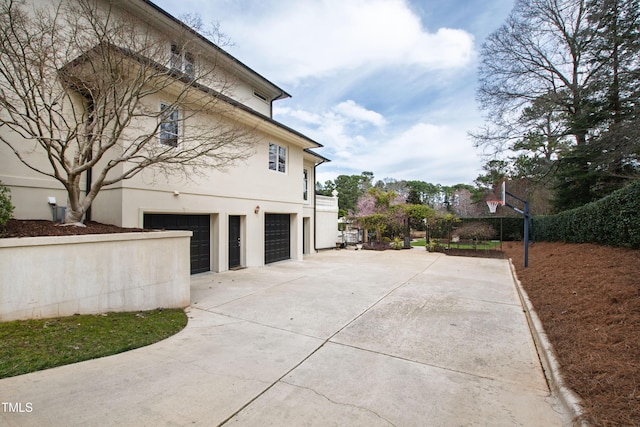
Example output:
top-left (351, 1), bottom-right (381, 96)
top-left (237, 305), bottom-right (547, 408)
top-left (276, 100), bottom-right (386, 161)
top-left (278, 102), bottom-right (481, 185)
top-left (217, 0), bottom-right (475, 83)
top-left (333, 101), bottom-right (386, 128)
top-left (349, 123), bottom-right (481, 183)
top-left (274, 107), bottom-right (322, 125)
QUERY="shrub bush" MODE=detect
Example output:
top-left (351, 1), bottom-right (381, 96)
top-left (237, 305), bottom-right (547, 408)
top-left (0, 181), bottom-right (14, 235)
top-left (534, 179), bottom-right (640, 248)
top-left (453, 222), bottom-right (495, 241)
top-left (456, 217), bottom-right (524, 241)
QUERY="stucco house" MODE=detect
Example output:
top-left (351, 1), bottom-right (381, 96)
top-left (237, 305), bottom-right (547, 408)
top-left (0, 0), bottom-right (338, 274)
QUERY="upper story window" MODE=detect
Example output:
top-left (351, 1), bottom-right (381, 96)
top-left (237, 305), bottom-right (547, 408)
top-left (269, 143), bottom-right (286, 173)
top-left (171, 42), bottom-right (194, 77)
top-left (159, 102), bottom-right (179, 147)
top-left (303, 169), bottom-right (309, 201)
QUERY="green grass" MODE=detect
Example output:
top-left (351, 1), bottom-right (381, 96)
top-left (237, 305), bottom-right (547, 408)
top-left (411, 239), bottom-right (502, 250)
top-left (0, 308), bottom-right (187, 379)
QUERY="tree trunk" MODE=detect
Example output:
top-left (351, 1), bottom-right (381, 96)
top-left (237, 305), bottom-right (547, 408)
top-left (64, 176), bottom-right (85, 224)
top-left (64, 207), bottom-right (84, 224)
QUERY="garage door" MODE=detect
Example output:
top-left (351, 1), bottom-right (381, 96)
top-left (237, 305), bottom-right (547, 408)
top-left (144, 214), bottom-right (210, 274)
top-left (265, 214), bottom-right (290, 264)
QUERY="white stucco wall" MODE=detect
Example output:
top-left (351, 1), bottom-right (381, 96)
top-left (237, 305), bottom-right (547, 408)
top-left (0, 231), bottom-right (191, 321)
top-left (315, 195), bottom-right (339, 249)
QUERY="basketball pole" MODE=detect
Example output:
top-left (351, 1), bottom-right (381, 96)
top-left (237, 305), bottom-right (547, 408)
top-left (488, 183), bottom-right (531, 268)
top-left (503, 191), bottom-right (530, 268)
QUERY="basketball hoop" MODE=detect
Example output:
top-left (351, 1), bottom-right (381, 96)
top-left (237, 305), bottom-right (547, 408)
top-left (486, 200), bottom-right (503, 214)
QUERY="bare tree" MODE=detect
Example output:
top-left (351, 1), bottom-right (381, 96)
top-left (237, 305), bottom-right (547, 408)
top-left (474, 0), bottom-right (640, 209)
top-left (451, 188), bottom-right (484, 218)
top-left (0, 0), bottom-right (256, 223)
top-left (474, 0), bottom-right (599, 151)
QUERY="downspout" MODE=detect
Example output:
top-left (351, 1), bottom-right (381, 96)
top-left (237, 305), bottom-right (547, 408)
top-left (85, 163), bottom-right (92, 222)
top-left (269, 91), bottom-right (287, 118)
top-left (85, 98), bottom-right (94, 222)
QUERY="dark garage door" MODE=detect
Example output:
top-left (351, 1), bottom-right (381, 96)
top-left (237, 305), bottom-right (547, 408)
top-left (144, 214), bottom-right (210, 274)
top-left (265, 214), bottom-right (290, 264)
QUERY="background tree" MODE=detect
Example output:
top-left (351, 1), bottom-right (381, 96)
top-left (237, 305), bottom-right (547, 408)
top-left (373, 177), bottom-right (408, 198)
top-left (452, 188), bottom-right (484, 218)
top-left (474, 0), bottom-right (639, 211)
top-left (316, 171), bottom-right (374, 215)
top-left (403, 203), bottom-right (434, 233)
top-left (475, 160), bottom-right (510, 190)
top-left (475, 0), bottom-right (597, 149)
top-left (0, 0), bottom-right (255, 223)
top-left (352, 188), bottom-right (406, 242)
top-left (315, 180), bottom-right (335, 197)
top-left (405, 180), bottom-right (442, 207)
top-left (553, 0), bottom-right (640, 208)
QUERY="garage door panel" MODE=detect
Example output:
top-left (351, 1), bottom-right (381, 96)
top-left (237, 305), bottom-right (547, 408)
top-left (144, 214), bottom-right (210, 274)
top-left (265, 214), bottom-right (290, 264)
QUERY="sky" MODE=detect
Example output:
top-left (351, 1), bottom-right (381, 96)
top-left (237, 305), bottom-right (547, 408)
top-left (152, 0), bottom-right (516, 186)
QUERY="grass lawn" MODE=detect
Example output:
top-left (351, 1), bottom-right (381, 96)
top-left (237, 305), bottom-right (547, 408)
top-left (411, 239), bottom-right (502, 250)
top-left (0, 308), bottom-right (187, 379)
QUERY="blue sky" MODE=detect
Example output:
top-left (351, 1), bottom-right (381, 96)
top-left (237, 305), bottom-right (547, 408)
top-left (152, 0), bottom-right (515, 186)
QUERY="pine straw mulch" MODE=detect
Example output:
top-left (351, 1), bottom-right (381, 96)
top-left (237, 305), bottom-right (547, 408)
top-left (502, 241), bottom-right (640, 426)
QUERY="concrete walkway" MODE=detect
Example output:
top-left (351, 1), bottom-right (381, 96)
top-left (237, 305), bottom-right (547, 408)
top-left (1, 249), bottom-right (570, 426)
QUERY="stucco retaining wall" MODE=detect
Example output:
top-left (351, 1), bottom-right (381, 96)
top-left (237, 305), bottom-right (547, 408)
top-left (0, 231), bottom-right (192, 321)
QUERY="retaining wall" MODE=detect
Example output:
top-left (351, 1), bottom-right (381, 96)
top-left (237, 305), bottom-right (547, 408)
top-left (0, 231), bottom-right (192, 321)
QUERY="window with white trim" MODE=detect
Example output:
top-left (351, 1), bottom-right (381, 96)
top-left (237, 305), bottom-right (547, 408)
top-left (303, 169), bottom-right (309, 201)
top-left (269, 143), bottom-right (286, 173)
top-left (170, 42), bottom-right (194, 77)
top-left (159, 102), bottom-right (179, 147)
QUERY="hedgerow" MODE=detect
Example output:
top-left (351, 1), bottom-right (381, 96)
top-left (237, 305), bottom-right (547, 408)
top-left (533, 179), bottom-right (640, 248)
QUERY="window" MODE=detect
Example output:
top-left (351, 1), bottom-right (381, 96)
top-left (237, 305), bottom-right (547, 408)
top-left (253, 90), bottom-right (268, 103)
top-left (303, 169), bottom-right (309, 201)
top-left (269, 143), bottom-right (286, 173)
top-left (159, 102), bottom-right (179, 147)
top-left (170, 42), bottom-right (194, 77)
top-left (170, 43), bottom-right (182, 71)
top-left (184, 52), bottom-right (194, 76)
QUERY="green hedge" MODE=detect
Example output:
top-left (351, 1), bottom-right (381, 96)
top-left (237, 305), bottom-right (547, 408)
top-left (533, 179), bottom-right (640, 248)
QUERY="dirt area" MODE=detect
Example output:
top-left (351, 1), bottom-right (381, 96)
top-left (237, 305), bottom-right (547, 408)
top-left (502, 241), bottom-right (640, 426)
top-left (4, 220), bottom-right (639, 425)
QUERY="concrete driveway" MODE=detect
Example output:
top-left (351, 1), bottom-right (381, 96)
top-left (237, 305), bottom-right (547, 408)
top-left (1, 249), bottom-right (570, 426)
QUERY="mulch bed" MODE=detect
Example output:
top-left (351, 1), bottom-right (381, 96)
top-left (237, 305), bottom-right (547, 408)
top-left (438, 247), bottom-right (507, 259)
top-left (3, 219), bottom-right (145, 238)
top-left (502, 241), bottom-right (640, 426)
